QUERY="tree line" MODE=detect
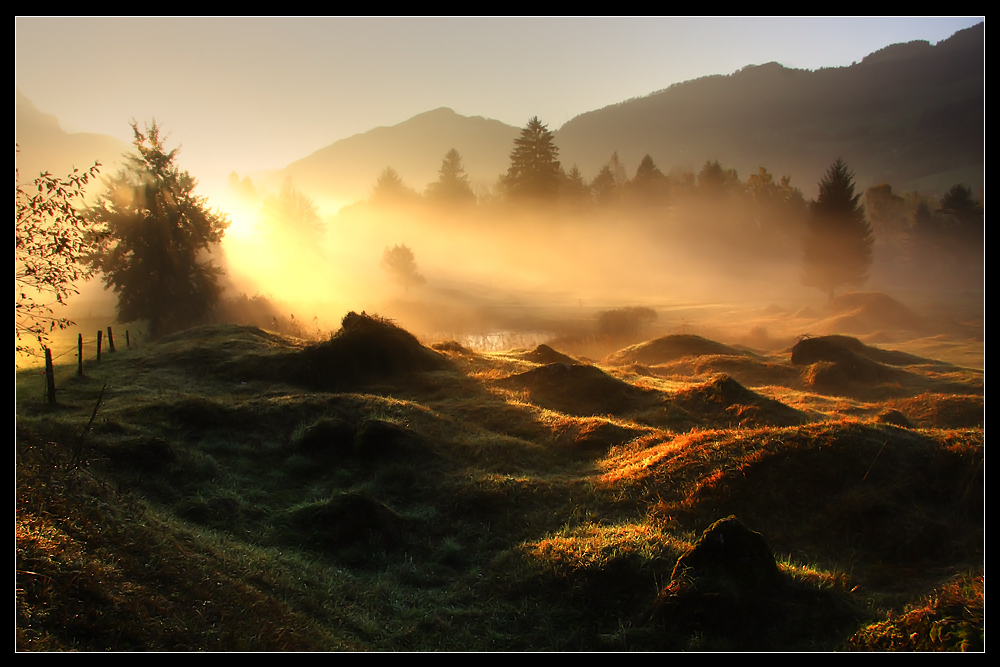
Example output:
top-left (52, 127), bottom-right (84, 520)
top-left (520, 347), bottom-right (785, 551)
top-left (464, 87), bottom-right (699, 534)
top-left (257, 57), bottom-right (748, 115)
top-left (16, 116), bottom-right (983, 355)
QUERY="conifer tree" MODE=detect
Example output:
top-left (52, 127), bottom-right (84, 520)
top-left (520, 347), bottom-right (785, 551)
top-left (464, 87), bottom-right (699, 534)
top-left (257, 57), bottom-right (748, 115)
top-left (502, 117), bottom-right (561, 200)
top-left (87, 122), bottom-right (230, 338)
top-left (802, 159), bottom-right (873, 300)
top-left (426, 149), bottom-right (475, 204)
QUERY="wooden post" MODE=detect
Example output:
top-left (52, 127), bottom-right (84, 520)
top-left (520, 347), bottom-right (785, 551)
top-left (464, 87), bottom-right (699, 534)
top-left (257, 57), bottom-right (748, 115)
top-left (107, 326), bottom-right (116, 353)
top-left (44, 347), bottom-right (56, 406)
top-left (97, 329), bottom-right (103, 363)
top-left (77, 334), bottom-right (84, 376)
top-left (126, 330), bottom-right (131, 349)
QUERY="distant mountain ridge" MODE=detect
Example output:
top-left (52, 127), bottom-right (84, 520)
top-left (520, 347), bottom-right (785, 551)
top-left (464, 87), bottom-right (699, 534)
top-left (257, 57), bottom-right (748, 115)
top-left (15, 90), bottom-right (129, 183)
top-left (273, 107), bottom-right (521, 206)
top-left (17, 22), bottom-right (983, 206)
top-left (272, 22), bottom-right (981, 205)
top-left (553, 22), bottom-right (983, 196)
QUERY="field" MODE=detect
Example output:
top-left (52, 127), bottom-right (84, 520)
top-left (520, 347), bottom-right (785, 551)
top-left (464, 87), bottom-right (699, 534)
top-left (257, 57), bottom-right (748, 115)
top-left (15, 293), bottom-right (983, 651)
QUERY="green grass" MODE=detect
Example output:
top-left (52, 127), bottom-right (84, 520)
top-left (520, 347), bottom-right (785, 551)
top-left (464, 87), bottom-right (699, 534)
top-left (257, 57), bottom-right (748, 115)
top-left (16, 319), bottom-right (983, 651)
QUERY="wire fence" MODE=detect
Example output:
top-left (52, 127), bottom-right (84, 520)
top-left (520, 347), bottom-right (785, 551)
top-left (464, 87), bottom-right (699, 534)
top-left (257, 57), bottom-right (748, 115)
top-left (16, 324), bottom-right (145, 406)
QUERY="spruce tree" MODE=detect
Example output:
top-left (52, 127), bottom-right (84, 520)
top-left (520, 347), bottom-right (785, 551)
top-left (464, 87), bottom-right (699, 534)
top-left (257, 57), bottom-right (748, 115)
top-left (802, 159), bottom-right (874, 300)
top-left (426, 149), bottom-right (475, 205)
top-left (502, 117), bottom-right (561, 201)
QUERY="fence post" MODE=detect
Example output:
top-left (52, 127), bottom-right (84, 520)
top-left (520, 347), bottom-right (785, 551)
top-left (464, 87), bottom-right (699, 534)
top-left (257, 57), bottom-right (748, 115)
top-left (107, 326), bottom-right (116, 353)
top-left (97, 329), bottom-right (103, 363)
top-left (44, 347), bottom-right (56, 406)
top-left (78, 334), bottom-right (84, 377)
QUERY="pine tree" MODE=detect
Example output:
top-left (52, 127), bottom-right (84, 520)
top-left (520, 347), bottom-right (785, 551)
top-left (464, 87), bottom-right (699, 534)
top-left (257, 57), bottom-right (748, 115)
top-left (502, 117), bottom-right (561, 201)
top-left (802, 159), bottom-right (874, 300)
top-left (87, 121), bottom-right (230, 338)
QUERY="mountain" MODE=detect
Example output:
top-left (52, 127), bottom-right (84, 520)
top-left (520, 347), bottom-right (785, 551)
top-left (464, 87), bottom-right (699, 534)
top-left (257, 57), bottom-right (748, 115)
top-left (272, 107), bottom-right (521, 206)
top-left (554, 22), bottom-right (984, 195)
top-left (15, 90), bottom-right (130, 183)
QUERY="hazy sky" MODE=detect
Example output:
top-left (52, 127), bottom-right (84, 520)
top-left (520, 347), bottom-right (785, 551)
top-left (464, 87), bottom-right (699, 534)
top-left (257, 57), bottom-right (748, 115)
top-left (15, 17), bottom-right (983, 181)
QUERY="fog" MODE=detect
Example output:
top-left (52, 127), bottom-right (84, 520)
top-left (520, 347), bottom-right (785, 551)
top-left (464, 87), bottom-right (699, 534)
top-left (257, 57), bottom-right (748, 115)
top-left (193, 165), bottom-right (981, 366)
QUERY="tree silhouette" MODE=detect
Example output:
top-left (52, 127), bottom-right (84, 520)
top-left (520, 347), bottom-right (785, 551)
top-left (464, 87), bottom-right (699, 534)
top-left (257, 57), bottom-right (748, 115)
top-left (263, 178), bottom-right (323, 242)
top-left (371, 167), bottom-right (416, 205)
top-left (381, 244), bottom-right (426, 290)
top-left (502, 117), bottom-right (561, 200)
top-left (87, 121), bottom-right (230, 338)
top-left (938, 184), bottom-right (983, 246)
top-left (426, 149), bottom-right (476, 205)
top-left (561, 165), bottom-right (591, 204)
top-left (591, 152), bottom-right (627, 206)
top-left (864, 183), bottom-right (908, 247)
top-left (698, 160), bottom-right (740, 197)
top-left (629, 154), bottom-right (670, 204)
top-left (802, 159), bottom-right (873, 300)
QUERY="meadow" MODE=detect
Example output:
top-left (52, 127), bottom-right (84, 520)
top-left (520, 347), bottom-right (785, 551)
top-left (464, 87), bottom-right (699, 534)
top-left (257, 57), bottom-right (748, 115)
top-left (15, 293), bottom-right (983, 651)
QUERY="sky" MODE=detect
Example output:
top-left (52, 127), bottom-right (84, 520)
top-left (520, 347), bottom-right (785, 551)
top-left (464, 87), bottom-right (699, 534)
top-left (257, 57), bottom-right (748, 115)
top-left (15, 17), bottom-right (984, 183)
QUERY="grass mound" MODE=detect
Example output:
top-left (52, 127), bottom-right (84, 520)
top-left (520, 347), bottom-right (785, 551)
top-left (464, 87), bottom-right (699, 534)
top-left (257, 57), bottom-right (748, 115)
top-left (282, 312), bottom-right (448, 390)
top-left (353, 419), bottom-right (428, 463)
top-left (603, 334), bottom-right (751, 366)
top-left (289, 417), bottom-right (356, 461)
top-left (792, 334), bottom-right (926, 367)
top-left (139, 324), bottom-right (293, 374)
top-left (888, 394), bottom-right (983, 429)
top-left (649, 353), bottom-right (800, 387)
top-left (823, 292), bottom-right (926, 334)
top-left (672, 374), bottom-right (804, 428)
top-left (674, 424), bottom-right (983, 582)
top-left (518, 344), bottom-right (577, 365)
top-left (501, 363), bottom-right (654, 417)
top-left (431, 340), bottom-right (473, 355)
top-left (793, 336), bottom-right (901, 393)
top-left (650, 515), bottom-right (860, 649)
top-left (548, 416), bottom-right (650, 453)
top-left (285, 493), bottom-right (409, 552)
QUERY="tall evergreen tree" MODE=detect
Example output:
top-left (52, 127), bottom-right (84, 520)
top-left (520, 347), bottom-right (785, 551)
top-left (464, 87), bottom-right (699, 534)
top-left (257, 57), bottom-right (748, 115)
top-left (629, 154), bottom-right (670, 204)
top-left (561, 165), bottom-right (591, 203)
top-left (426, 149), bottom-right (475, 205)
top-left (87, 122), bottom-right (230, 338)
top-left (698, 159), bottom-right (740, 197)
top-left (591, 152), bottom-right (627, 206)
top-left (938, 184), bottom-right (983, 246)
top-left (802, 159), bottom-right (874, 300)
top-left (502, 117), bottom-right (561, 201)
top-left (371, 167), bottom-right (416, 205)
